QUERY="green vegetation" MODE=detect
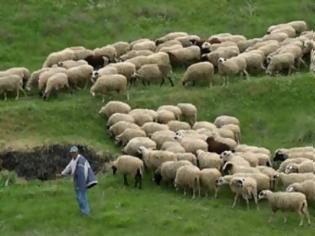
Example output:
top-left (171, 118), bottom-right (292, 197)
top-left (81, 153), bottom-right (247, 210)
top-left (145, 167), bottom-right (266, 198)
top-left (0, 0), bottom-right (315, 235)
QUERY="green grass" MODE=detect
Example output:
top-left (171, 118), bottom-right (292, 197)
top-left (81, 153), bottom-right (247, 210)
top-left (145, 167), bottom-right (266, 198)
top-left (1, 0), bottom-right (315, 235)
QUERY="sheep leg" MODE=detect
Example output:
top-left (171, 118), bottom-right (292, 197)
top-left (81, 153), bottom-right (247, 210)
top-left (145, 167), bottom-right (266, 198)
top-left (20, 86), bottom-right (26, 97)
top-left (301, 204), bottom-right (311, 225)
top-left (208, 80), bottom-right (213, 88)
top-left (243, 69), bottom-right (249, 80)
top-left (260, 63), bottom-right (266, 71)
top-left (268, 212), bottom-right (275, 224)
top-left (4, 92), bottom-right (7, 101)
top-left (183, 188), bottom-right (187, 196)
top-left (15, 87), bottom-right (20, 100)
top-left (298, 211), bottom-right (304, 226)
top-left (167, 76), bottom-right (174, 87)
top-left (244, 197), bottom-right (250, 210)
top-left (232, 194), bottom-right (239, 208)
top-left (160, 79), bottom-right (165, 87)
top-left (283, 215), bottom-right (288, 224)
top-left (253, 193), bottom-right (259, 211)
top-left (123, 174), bottom-right (129, 186)
top-left (126, 91), bottom-right (130, 101)
top-left (299, 58), bottom-right (307, 68)
top-left (214, 188), bottom-right (218, 199)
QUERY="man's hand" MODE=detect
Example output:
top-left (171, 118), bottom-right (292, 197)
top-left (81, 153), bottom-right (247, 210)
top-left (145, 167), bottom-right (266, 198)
top-left (56, 173), bottom-right (63, 178)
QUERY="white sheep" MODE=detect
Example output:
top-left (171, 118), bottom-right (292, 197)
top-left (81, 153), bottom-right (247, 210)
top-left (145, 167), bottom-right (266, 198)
top-left (181, 61), bottom-right (214, 87)
top-left (115, 128), bottom-right (146, 146)
top-left (278, 173), bottom-right (315, 188)
top-left (120, 50), bottom-right (153, 61)
top-left (123, 137), bottom-right (157, 156)
top-left (112, 41), bottom-right (130, 57)
top-left (38, 67), bottom-right (67, 92)
top-left (174, 165), bottom-right (201, 199)
top-left (154, 160), bottom-right (192, 185)
top-left (199, 168), bottom-right (222, 198)
top-left (94, 45), bottom-right (117, 63)
top-left (266, 53), bottom-right (295, 75)
top-left (174, 134), bottom-right (208, 155)
top-left (277, 158), bottom-right (311, 173)
top-left (258, 190), bottom-right (311, 226)
top-left (66, 64), bottom-right (93, 89)
top-left (175, 152), bottom-right (197, 165)
top-left (202, 45), bottom-right (240, 67)
top-left (157, 109), bottom-right (176, 124)
top-left (0, 67), bottom-right (30, 87)
top-left (161, 141), bottom-right (186, 154)
top-left (256, 166), bottom-right (279, 190)
top-left (158, 105), bottom-right (182, 120)
top-left (285, 160), bottom-right (315, 174)
top-left (108, 62), bottom-right (136, 84)
top-left (141, 122), bottom-right (169, 137)
top-left (57, 59), bottom-right (88, 69)
top-left (177, 103), bottom-right (197, 125)
top-left (222, 161), bottom-right (260, 175)
top-left (109, 121), bottom-right (140, 137)
top-left (0, 75), bottom-right (25, 100)
top-left (111, 155), bottom-right (144, 189)
top-left (168, 46), bottom-right (201, 66)
top-left (43, 72), bottom-right (70, 100)
top-left (98, 101), bottom-right (131, 118)
top-left (196, 150), bottom-right (222, 170)
top-left (129, 109), bottom-right (158, 124)
top-left (26, 68), bottom-right (50, 91)
top-left (214, 115), bottom-right (240, 128)
top-left (107, 113), bottom-right (135, 127)
top-left (133, 64), bottom-right (173, 86)
top-left (43, 48), bottom-right (75, 67)
top-left (167, 120), bottom-right (191, 132)
top-left (193, 121), bottom-right (217, 131)
top-left (151, 130), bottom-right (176, 149)
top-left (287, 180), bottom-right (315, 203)
top-left (129, 110), bottom-right (155, 126)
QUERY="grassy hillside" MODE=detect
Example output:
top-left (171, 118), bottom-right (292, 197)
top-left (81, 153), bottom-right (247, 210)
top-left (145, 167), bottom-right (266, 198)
top-left (1, 0), bottom-right (315, 235)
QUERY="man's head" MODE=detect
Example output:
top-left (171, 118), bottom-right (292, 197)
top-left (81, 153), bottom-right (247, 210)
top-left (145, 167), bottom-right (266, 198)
top-left (69, 146), bottom-right (79, 159)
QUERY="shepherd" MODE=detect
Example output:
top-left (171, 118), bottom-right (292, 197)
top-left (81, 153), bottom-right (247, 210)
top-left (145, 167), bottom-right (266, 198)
top-left (57, 146), bottom-right (97, 216)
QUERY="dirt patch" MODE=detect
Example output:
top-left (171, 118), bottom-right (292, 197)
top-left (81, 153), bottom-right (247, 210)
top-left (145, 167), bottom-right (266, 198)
top-left (0, 144), bottom-right (113, 180)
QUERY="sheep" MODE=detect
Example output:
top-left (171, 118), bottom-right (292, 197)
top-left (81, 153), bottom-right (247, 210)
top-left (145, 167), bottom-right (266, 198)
top-left (238, 38), bottom-right (261, 52)
top-left (287, 180), bottom-right (315, 203)
top-left (236, 152), bottom-right (272, 167)
top-left (151, 130), bottom-right (176, 149)
top-left (181, 62), bottom-right (214, 87)
top-left (167, 120), bottom-right (191, 132)
top-left (90, 74), bottom-right (128, 101)
top-left (174, 135), bottom-right (208, 155)
top-left (287, 21), bottom-right (308, 34)
top-left (26, 68), bottom-right (50, 91)
top-left (57, 59), bottom-right (88, 69)
top-left (258, 190), bottom-right (311, 226)
top-left (217, 127), bottom-right (235, 141)
top-left (156, 40), bottom-right (182, 51)
top-left (0, 75), bottom-right (25, 100)
top-left (157, 109), bottom-right (176, 124)
top-left (132, 40), bottom-right (156, 51)
top-left (68, 46), bottom-right (94, 60)
top-left (214, 115), bottom-right (240, 128)
top-left (168, 46), bottom-right (201, 66)
top-left (202, 45), bottom-right (240, 67)
top-left (262, 32), bottom-right (288, 42)
top-left (235, 144), bottom-right (271, 157)
top-left (138, 146), bottom-right (176, 175)
top-left (221, 124), bottom-right (241, 144)
top-left (232, 173), bottom-right (271, 192)
top-left (256, 166), bottom-right (279, 190)
top-left (222, 161), bottom-right (260, 175)
top-left (278, 173), bottom-right (315, 188)
top-left (120, 50), bottom-right (153, 61)
top-left (161, 141), bottom-right (186, 153)
top-left (66, 64), bottom-right (93, 89)
top-left (98, 101), bottom-right (131, 118)
top-left (111, 155), bottom-right (144, 189)
top-left (126, 55), bottom-right (151, 69)
top-left (274, 147), bottom-right (314, 162)
top-left (238, 50), bottom-right (266, 73)
top-left (277, 158), bottom-right (311, 173)
top-left (156, 32), bottom-right (188, 44)
top-left (42, 72), bottom-right (70, 100)
top-left (217, 56), bottom-right (249, 86)
top-left (199, 168), bottom-right (222, 198)
top-left (123, 137), bottom-right (157, 156)
top-left (129, 111), bottom-right (154, 126)
top-left (267, 45), bottom-right (305, 68)
top-left (175, 152), bottom-right (197, 165)
top-left (115, 128), bottom-right (146, 146)
top-left (159, 44), bottom-right (183, 53)
top-left (38, 67), bottom-right (67, 93)
top-left (43, 48), bottom-right (75, 67)
top-left (193, 121), bottom-right (217, 131)
top-left (174, 165), bottom-right (201, 199)
top-left (0, 67), bottom-right (30, 88)
top-left (107, 113), bottom-right (135, 127)
top-left (196, 150), bottom-right (222, 170)
top-left (108, 62), bottom-right (136, 84)
top-left (268, 24), bottom-right (296, 38)
top-left (108, 121), bottom-right (140, 138)
top-left (158, 105), bottom-right (182, 120)
top-left (266, 53), bottom-right (295, 75)
top-left (141, 122), bottom-right (169, 137)
top-left (154, 160), bottom-right (192, 185)
top-left (311, 49), bottom-right (315, 75)
top-left (175, 35), bottom-right (200, 47)
top-left (147, 52), bottom-right (171, 67)
top-left (91, 66), bottom-right (118, 83)
top-left (175, 129), bottom-right (207, 141)
top-left (220, 151), bottom-right (250, 167)
top-left (133, 64), bottom-right (173, 86)
top-left (111, 41), bottom-right (130, 57)
top-left (177, 103), bottom-right (197, 125)
top-left (285, 160), bottom-right (315, 174)
top-left (204, 41), bottom-right (238, 53)
top-left (94, 45), bottom-right (117, 63)
top-left (85, 53), bottom-right (110, 69)
top-left (129, 109), bottom-right (158, 124)
top-left (206, 137), bottom-right (233, 154)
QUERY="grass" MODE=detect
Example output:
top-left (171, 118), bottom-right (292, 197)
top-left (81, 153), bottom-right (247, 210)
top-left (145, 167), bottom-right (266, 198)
top-left (1, 0), bottom-right (315, 235)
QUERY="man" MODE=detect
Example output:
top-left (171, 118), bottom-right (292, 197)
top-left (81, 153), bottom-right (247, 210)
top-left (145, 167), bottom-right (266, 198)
top-left (57, 146), bottom-right (97, 216)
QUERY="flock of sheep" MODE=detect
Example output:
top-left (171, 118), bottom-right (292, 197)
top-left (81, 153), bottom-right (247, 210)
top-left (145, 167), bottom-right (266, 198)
top-left (0, 20), bottom-right (315, 100)
top-left (100, 100), bottom-right (315, 226)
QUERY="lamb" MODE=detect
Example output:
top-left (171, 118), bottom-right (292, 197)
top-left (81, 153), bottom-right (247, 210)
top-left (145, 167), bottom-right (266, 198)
top-left (94, 45), bottom-right (117, 63)
top-left (42, 72), bottom-right (70, 100)
top-left (174, 165), bottom-right (201, 199)
top-left (177, 103), bottom-right (197, 125)
top-left (109, 121), bottom-right (140, 137)
top-left (167, 120), bottom-right (191, 132)
top-left (111, 155), bottom-right (144, 189)
top-left (66, 64), bottom-right (93, 89)
top-left (258, 190), bottom-right (311, 226)
top-left (98, 101), bottom-right (131, 118)
top-left (157, 109), bottom-right (176, 124)
top-left (141, 122), bottom-right (169, 137)
top-left (57, 59), bottom-right (88, 69)
top-left (285, 160), bottom-right (315, 174)
top-left (0, 75), bottom-right (25, 100)
top-left (111, 41), bottom-right (130, 57)
top-left (196, 150), bottom-right (222, 170)
top-left (154, 160), bottom-right (192, 185)
top-left (158, 105), bottom-right (182, 120)
top-left (217, 56), bottom-right (249, 86)
top-left (43, 48), bottom-right (75, 67)
top-left (151, 130), bottom-right (176, 149)
top-left (90, 74), bottom-right (128, 101)
top-left (266, 53), bottom-right (295, 75)
top-left (106, 113), bottom-right (135, 127)
top-left (222, 161), bottom-right (260, 175)
top-left (174, 134), bottom-right (208, 155)
top-left (115, 128), bottom-right (146, 146)
top-left (133, 64), bottom-right (173, 86)
top-left (175, 152), bottom-right (197, 165)
top-left (278, 173), bottom-right (315, 188)
top-left (199, 168), bottom-right (222, 198)
top-left (181, 62), bottom-right (214, 87)
top-left (138, 146), bottom-right (177, 174)
top-left (287, 180), bottom-right (315, 203)
top-left (168, 46), bottom-right (201, 66)
top-left (123, 137), bottom-right (157, 156)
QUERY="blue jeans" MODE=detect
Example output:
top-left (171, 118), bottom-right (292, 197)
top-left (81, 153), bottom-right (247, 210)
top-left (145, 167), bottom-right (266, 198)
top-left (75, 189), bottom-right (90, 216)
